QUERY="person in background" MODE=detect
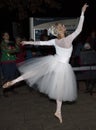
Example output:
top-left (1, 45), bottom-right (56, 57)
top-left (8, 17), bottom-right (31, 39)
top-left (83, 42), bottom-right (92, 50)
top-left (72, 35), bottom-right (84, 66)
top-left (25, 38), bottom-right (34, 60)
top-left (40, 29), bottom-right (49, 41)
top-left (39, 29), bottom-right (51, 56)
top-left (15, 36), bottom-right (26, 64)
top-left (26, 38), bottom-right (42, 59)
top-left (1, 32), bottom-right (19, 96)
top-left (86, 30), bottom-right (96, 51)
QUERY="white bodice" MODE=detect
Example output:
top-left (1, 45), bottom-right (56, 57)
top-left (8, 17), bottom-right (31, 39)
top-left (54, 44), bottom-right (73, 63)
top-left (27, 11), bottom-right (84, 64)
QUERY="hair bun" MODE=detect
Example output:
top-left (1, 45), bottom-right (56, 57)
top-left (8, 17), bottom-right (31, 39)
top-left (48, 26), bottom-right (57, 36)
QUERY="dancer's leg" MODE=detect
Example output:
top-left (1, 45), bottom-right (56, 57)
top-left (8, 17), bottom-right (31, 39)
top-left (2, 75), bottom-right (24, 88)
top-left (2, 70), bottom-right (38, 88)
top-left (54, 100), bottom-right (62, 123)
top-left (11, 76), bottom-right (24, 84)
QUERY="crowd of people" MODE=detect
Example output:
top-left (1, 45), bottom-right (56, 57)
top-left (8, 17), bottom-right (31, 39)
top-left (72, 30), bottom-right (96, 66)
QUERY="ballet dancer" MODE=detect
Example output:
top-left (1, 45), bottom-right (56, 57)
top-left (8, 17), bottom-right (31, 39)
top-left (3, 3), bottom-right (88, 123)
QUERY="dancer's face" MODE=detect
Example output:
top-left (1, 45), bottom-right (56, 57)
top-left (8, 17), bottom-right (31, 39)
top-left (55, 23), bottom-right (66, 35)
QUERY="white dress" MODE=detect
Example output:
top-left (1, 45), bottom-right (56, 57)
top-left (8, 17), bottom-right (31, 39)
top-left (18, 12), bottom-right (84, 101)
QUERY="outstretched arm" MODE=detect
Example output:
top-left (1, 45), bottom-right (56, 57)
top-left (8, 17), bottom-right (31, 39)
top-left (66, 3), bottom-right (89, 43)
top-left (21, 39), bottom-right (55, 46)
top-left (74, 3), bottom-right (89, 36)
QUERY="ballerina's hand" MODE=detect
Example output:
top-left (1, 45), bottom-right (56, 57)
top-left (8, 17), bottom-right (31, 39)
top-left (82, 3), bottom-right (89, 13)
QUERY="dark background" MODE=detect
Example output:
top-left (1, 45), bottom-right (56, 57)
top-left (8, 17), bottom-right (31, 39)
top-left (0, 0), bottom-right (96, 39)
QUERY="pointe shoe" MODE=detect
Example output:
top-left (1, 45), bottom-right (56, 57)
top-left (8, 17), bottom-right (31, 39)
top-left (54, 112), bottom-right (62, 123)
top-left (2, 81), bottom-right (14, 89)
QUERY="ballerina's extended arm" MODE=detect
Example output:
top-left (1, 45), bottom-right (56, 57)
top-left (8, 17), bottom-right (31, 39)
top-left (70, 3), bottom-right (88, 39)
top-left (64, 3), bottom-right (89, 48)
top-left (21, 39), bottom-right (55, 46)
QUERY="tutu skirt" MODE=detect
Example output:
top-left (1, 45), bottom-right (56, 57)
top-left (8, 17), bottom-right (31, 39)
top-left (18, 55), bottom-right (77, 101)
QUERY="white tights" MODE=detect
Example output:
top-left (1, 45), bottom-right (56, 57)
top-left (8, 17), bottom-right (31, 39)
top-left (56, 100), bottom-right (62, 113)
top-left (12, 72), bottom-right (33, 84)
top-left (12, 75), bottom-right (24, 84)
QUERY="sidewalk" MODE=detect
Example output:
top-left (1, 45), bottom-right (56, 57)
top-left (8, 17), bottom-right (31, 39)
top-left (0, 82), bottom-right (96, 130)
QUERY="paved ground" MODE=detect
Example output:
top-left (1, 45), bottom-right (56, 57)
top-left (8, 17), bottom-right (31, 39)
top-left (0, 81), bottom-right (96, 130)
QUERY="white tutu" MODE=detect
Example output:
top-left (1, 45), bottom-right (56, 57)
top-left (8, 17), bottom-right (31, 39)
top-left (18, 54), bottom-right (77, 102)
top-left (16, 11), bottom-right (85, 102)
